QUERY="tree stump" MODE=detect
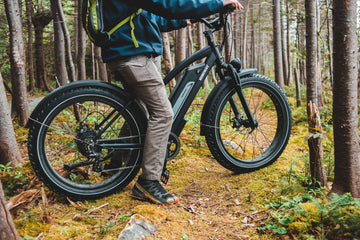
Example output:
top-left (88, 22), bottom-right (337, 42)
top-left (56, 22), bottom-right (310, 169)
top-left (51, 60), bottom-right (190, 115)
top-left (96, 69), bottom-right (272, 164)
top-left (307, 101), bottom-right (327, 187)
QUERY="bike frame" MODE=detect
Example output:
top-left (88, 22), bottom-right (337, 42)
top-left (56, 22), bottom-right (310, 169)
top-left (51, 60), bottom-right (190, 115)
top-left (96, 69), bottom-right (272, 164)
top-left (163, 23), bottom-right (257, 138)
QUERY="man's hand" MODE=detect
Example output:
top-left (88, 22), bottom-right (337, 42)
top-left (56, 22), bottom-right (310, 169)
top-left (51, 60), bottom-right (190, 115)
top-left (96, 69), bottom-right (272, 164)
top-left (223, 0), bottom-right (244, 10)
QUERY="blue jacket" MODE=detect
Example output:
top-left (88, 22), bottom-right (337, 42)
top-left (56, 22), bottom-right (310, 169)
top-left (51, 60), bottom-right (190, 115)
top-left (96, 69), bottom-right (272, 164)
top-left (101, 0), bottom-right (223, 62)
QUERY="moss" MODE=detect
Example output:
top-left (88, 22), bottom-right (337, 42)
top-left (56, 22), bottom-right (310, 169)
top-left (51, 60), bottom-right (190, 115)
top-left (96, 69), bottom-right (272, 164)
top-left (132, 204), bottom-right (168, 225)
top-left (287, 221), bottom-right (308, 234)
top-left (299, 202), bottom-right (319, 216)
top-left (14, 220), bottom-right (51, 238)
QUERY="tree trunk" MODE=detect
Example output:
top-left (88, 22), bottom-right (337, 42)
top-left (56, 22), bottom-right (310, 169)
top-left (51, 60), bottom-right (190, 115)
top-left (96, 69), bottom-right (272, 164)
top-left (241, 0), bottom-right (249, 68)
top-left (162, 32), bottom-right (176, 91)
top-left (225, 14), bottom-right (233, 64)
top-left (285, 0), bottom-right (292, 86)
top-left (4, 0), bottom-right (30, 125)
top-left (308, 101), bottom-right (327, 187)
top-left (315, 0), bottom-right (323, 107)
top-left (294, 67), bottom-right (301, 107)
top-left (325, 0), bottom-right (333, 87)
top-left (33, 11), bottom-right (53, 91)
top-left (331, 0), bottom-right (360, 197)
top-left (272, 0), bottom-right (285, 90)
top-left (94, 47), bottom-right (108, 82)
top-left (281, 1), bottom-right (289, 86)
top-left (197, 23), bottom-right (209, 88)
top-left (55, 0), bottom-right (76, 82)
top-left (51, 0), bottom-right (68, 86)
top-left (250, 2), bottom-right (256, 68)
top-left (77, 0), bottom-right (87, 80)
top-left (0, 72), bottom-right (22, 166)
top-left (25, 0), bottom-right (35, 92)
top-left (0, 182), bottom-right (20, 240)
top-left (305, 0), bottom-right (319, 105)
top-left (305, 0), bottom-right (326, 186)
top-left (175, 28), bottom-right (187, 80)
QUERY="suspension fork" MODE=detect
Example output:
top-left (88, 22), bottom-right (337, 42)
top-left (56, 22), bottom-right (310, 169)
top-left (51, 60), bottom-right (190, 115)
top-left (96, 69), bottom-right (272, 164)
top-left (227, 65), bottom-right (258, 129)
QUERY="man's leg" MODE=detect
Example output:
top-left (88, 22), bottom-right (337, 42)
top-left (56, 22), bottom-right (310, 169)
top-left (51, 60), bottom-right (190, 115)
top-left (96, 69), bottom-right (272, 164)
top-left (108, 55), bottom-right (178, 204)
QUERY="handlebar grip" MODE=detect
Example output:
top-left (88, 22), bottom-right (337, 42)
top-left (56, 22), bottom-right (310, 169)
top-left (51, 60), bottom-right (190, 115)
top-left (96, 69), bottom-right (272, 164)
top-left (222, 4), bottom-right (236, 13)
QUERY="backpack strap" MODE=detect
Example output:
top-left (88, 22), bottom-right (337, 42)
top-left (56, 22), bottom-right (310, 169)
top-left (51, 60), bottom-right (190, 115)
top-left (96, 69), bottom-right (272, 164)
top-left (108, 9), bottom-right (142, 48)
top-left (82, 0), bottom-right (142, 48)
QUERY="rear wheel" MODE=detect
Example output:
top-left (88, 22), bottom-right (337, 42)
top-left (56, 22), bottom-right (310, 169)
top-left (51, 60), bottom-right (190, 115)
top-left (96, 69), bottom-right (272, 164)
top-left (27, 87), bottom-right (147, 200)
top-left (204, 75), bottom-right (292, 173)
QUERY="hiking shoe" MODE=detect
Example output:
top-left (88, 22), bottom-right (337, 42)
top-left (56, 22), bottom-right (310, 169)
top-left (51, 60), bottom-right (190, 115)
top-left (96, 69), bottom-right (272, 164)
top-left (132, 178), bottom-right (179, 205)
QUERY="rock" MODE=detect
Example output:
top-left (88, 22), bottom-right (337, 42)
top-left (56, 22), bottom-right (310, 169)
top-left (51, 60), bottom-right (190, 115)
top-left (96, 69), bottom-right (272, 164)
top-left (117, 214), bottom-right (158, 240)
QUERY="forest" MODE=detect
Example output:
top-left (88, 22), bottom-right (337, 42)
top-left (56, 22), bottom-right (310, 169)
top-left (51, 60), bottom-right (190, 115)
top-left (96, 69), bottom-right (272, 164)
top-left (0, 0), bottom-right (359, 239)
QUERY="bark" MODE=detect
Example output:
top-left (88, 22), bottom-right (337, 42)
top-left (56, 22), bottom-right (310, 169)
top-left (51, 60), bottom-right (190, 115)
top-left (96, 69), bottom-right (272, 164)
top-left (25, 0), bottom-right (35, 92)
top-left (285, 0), bottom-right (292, 86)
top-left (241, 0), bottom-right (249, 68)
top-left (0, 182), bottom-right (20, 240)
top-left (281, 1), bottom-right (289, 86)
top-left (315, 0), bottom-right (323, 107)
top-left (33, 11), bottom-right (53, 91)
top-left (250, 2), bottom-right (256, 68)
top-left (272, 0), bottom-right (285, 90)
top-left (0, 72), bottom-right (21, 166)
top-left (175, 28), bottom-right (187, 80)
top-left (4, 0), bottom-right (30, 125)
top-left (305, 0), bottom-right (325, 186)
top-left (51, 0), bottom-right (68, 86)
top-left (325, 0), bottom-right (333, 87)
top-left (77, 0), bottom-right (87, 80)
top-left (225, 14), bottom-right (233, 64)
top-left (308, 101), bottom-right (327, 187)
top-left (197, 23), bottom-right (209, 88)
top-left (294, 68), bottom-right (301, 107)
top-left (331, 0), bottom-right (360, 197)
top-left (305, 0), bottom-right (319, 105)
top-left (94, 47), bottom-right (108, 82)
top-left (56, 0), bottom-right (76, 82)
top-left (162, 32), bottom-right (176, 91)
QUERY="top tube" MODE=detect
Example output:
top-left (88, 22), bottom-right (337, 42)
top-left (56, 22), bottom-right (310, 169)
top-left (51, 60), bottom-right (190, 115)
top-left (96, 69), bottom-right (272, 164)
top-left (163, 46), bottom-right (212, 85)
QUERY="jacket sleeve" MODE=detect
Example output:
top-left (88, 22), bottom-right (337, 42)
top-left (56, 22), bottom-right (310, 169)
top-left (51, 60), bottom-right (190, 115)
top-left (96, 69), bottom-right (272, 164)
top-left (154, 15), bottom-right (188, 32)
top-left (123, 0), bottom-right (224, 19)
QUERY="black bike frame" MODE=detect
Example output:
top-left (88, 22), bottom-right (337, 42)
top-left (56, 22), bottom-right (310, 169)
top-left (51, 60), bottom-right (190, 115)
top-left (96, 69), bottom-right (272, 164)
top-left (165, 46), bottom-right (215, 137)
top-left (163, 26), bottom-right (256, 138)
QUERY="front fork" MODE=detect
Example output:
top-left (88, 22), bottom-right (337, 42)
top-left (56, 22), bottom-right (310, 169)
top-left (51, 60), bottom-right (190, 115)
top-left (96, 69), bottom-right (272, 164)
top-left (227, 64), bottom-right (258, 130)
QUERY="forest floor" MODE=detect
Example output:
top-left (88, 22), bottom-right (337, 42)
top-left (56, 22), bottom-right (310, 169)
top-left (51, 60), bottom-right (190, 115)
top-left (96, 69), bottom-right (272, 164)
top-left (4, 93), bottom-right (313, 240)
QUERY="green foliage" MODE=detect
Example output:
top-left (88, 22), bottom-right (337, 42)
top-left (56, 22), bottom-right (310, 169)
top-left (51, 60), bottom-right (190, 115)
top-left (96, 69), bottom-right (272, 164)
top-left (0, 163), bottom-right (28, 197)
top-left (262, 190), bottom-right (360, 239)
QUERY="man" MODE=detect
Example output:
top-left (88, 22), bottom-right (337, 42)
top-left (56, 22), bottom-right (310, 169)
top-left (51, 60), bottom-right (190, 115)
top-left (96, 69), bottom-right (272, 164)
top-left (102, 0), bottom-right (243, 205)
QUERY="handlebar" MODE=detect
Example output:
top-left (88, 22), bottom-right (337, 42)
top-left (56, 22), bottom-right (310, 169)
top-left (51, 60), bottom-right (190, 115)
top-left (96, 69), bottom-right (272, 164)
top-left (190, 4), bottom-right (235, 30)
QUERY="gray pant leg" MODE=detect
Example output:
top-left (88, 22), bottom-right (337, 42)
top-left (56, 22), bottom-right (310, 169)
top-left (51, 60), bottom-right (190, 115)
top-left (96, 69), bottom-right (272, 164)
top-left (108, 55), bottom-right (173, 181)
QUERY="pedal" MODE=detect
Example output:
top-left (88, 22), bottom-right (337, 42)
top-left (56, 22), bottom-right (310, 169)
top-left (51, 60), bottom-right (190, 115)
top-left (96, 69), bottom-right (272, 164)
top-left (161, 168), bottom-right (170, 185)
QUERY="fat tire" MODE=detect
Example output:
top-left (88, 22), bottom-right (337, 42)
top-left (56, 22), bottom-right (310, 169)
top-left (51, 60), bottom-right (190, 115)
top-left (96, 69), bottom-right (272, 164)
top-left (27, 86), bottom-right (147, 200)
top-left (204, 74), bottom-right (292, 173)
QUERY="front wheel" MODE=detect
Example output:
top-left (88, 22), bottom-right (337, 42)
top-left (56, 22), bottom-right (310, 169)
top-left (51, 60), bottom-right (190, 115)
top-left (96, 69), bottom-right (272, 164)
top-left (204, 75), bottom-right (292, 173)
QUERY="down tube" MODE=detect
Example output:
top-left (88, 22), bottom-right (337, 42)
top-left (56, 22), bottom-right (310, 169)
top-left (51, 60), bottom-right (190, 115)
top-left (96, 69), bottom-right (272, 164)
top-left (169, 53), bottom-right (217, 136)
